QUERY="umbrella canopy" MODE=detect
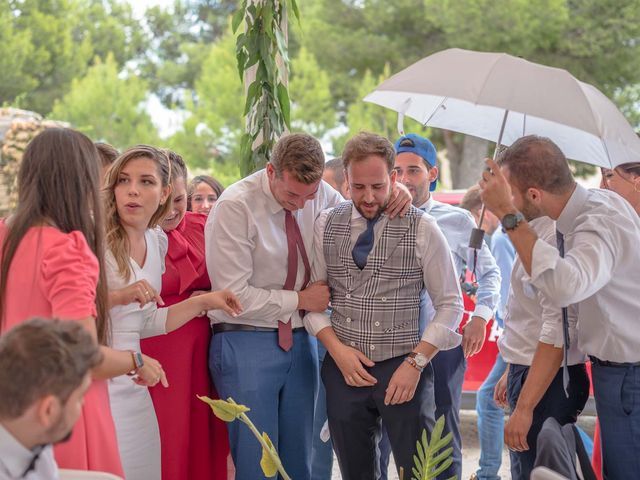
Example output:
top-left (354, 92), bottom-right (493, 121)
top-left (364, 48), bottom-right (640, 168)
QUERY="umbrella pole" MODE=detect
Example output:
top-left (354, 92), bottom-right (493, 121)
top-left (469, 109), bottom-right (509, 250)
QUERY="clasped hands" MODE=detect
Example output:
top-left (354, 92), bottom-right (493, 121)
top-left (329, 343), bottom-right (421, 406)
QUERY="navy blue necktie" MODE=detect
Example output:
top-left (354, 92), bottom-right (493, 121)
top-left (352, 218), bottom-right (378, 269)
top-left (556, 229), bottom-right (571, 397)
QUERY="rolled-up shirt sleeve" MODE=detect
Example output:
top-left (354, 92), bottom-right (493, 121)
top-left (529, 230), bottom-right (614, 308)
top-left (206, 199), bottom-right (299, 324)
top-left (303, 209), bottom-right (333, 336)
top-left (417, 216), bottom-right (464, 350)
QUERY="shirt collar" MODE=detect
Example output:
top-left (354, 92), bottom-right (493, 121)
top-left (418, 196), bottom-right (434, 213)
top-left (0, 424), bottom-right (42, 478)
top-left (260, 170), bottom-right (284, 215)
top-left (556, 184), bottom-right (587, 235)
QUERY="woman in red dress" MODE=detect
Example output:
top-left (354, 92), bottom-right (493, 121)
top-left (141, 150), bottom-right (230, 479)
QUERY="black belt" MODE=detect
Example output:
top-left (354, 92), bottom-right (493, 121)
top-left (212, 323), bottom-right (306, 334)
top-left (589, 356), bottom-right (640, 368)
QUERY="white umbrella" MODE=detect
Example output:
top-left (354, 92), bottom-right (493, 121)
top-left (364, 48), bottom-right (640, 168)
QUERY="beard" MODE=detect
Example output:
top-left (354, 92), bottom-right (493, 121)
top-left (353, 193), bottom-right (390, 220)
top-left (520, 196), bottom-right (544, 221)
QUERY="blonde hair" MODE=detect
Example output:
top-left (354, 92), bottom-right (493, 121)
top-left (104, 145), bottom-right (172, 281)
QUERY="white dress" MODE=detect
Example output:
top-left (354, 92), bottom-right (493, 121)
top-left (106, 228), bottom-right (168, 480)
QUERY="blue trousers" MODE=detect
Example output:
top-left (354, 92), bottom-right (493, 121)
top-left (377, 346), bottom-right (465, 480)
top-left (311, 342), bottom-right (333, 480)
top-left (475, 352), bottom-right (507, 480)
top-left (209, 330), bottom-right (318, 480)
top-left (507, 363), bottom-right (589, 480)
top-left (591, 363), bottom-right (640, 479)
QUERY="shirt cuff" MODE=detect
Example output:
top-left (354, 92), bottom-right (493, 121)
top-left (539, 321), bottom-right (563, 348)
top-left (530, 239), bottom-right (560, 282)
top-left (471, 304), bottom-right (494, 322)
top-left (421, 323), bottom-right (462, 351)
top-left (303, 311), bottom-right (332, 336)
top-left (279, 290), bottom-right (299, 321)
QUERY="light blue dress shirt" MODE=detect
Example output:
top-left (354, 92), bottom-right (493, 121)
top-left (489, 228), bottom-right (515, 328)
top-left (419, 197), bottom-right (501, 327)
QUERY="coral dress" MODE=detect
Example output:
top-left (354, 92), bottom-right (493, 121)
top-left (141, 212), bottom-right (230, 480)
top-left (0, 222), bottom-right (123, 477)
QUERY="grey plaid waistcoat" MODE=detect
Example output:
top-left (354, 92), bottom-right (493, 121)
top-left (323, 202), bottom-right (425, 361)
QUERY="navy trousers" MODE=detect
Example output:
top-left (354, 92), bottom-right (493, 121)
top-left (322, 354), bottom-right (436, 480)
top-left (507, 363), bottom-right (589, 480)
top-left (377, 346), bottom-right (465, 480)
top-left (209, 330), bottom-right (318, 480)
top-left (591, 362), bottom-right (640, 480)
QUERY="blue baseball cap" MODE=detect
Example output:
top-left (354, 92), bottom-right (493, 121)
top-left (394, 133), bottom-right (438, 192)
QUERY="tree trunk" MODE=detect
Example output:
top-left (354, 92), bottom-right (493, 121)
top-left (448, 133), bottom-right (489, 189)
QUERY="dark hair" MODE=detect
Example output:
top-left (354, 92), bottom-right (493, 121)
top-left (163, 149), bottom-right (188, 184)
top-left (187, 175), bottom-right (224, 211)
top-left (0, 318), bottom-right (102, 419)
top-left (0, 128), bottom-right (110, 343)
top-left (460, 185), bottom-right (483, 213)
top-left (616, 162), bottom-right (640, 178)
top-left (497, 135), bottom-right (575, 194)
top-left (342, 132), bottom-right (395, 173)
top-left (324, 157), bottom-right (345, 187)
top-left (95, 142), bottom-right (119, 168)
top-left (270, 133), bottom-right (325, 184)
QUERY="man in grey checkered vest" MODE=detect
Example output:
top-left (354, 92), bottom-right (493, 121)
top-left (304, 132), bottom-right (464, 480)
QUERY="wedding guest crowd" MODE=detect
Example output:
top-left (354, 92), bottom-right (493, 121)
top-left (0, 125), bottom-right (638, 480)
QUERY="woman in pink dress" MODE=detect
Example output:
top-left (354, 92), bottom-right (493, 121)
top-left (142, 151), bottom-right (230, 479)
top-left (0, 128), bottom-right (166, 476)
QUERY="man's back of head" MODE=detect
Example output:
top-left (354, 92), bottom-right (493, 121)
top-left (497, 135), bottom-right (575, 195)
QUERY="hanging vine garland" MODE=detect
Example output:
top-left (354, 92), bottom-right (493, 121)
top-left (232, 0), bottom-right (300, 176)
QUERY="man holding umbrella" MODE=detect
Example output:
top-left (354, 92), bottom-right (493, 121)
top-left (480, 134), bottom-right (640, 479)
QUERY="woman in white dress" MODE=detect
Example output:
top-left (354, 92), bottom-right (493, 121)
top-left (103, 145), bottom-right (241, 480)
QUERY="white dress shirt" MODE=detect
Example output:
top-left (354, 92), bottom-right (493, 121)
top-left (499, 216), bottom-right (586, 366)
top-left (527, 184), bottom-right (640, 363)
top-left (419, 197), bottom-right (500, 322)
top-left (304, 206), bottom-right (464, 351)
top-left (0, 425), bottom-right (58, 480)
top-left (206, 170), bottom-right (342, 328)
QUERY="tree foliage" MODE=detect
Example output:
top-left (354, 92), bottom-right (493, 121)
top-left (0, 0), bottom-right (143, 114)
top-left (51, 54), bottom-right (159, 150)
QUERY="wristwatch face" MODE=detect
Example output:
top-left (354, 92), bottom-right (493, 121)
top-left (502, 212), bottom-right (523, 230)
top-left (415, 354), bottom-right (428, 368)
top-left (411, 352), bottom-right (428, 368)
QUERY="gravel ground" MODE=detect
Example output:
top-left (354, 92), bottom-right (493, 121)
top-left (330, 410), bottom-right (596, 479)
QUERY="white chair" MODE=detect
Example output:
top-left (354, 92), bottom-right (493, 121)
top-left (531, 466), bottom-right (571, 480)
top-left (58, 469), bottom-right (123, 480)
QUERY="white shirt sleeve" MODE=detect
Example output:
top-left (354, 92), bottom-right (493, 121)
top-left (303, 209), bottom-right (332, 336)
top-left (417, 216), bottom-right (464, 350)
top-left (206, 199), bottom-right (299, 324)
top-left (529, 230), bottom-right (615, 308)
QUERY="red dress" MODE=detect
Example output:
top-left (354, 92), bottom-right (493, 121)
top-left (141, 212), bottom-right (230, 480)
top-left (0, 222), bottom-right (123, 477)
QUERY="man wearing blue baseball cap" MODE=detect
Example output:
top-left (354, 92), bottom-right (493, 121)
top-left (377, 133), bottom-right (501, 480)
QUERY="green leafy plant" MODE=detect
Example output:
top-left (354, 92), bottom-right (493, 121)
top-left (399, 415), bottom-right (455, 480)
top-left (198, 395), bottom-right (291, 479)
top-left (232, 0), bottom-right (300, 176)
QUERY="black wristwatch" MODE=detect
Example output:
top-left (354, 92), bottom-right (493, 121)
top-left (501, 212), bottom-right (525, 231)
